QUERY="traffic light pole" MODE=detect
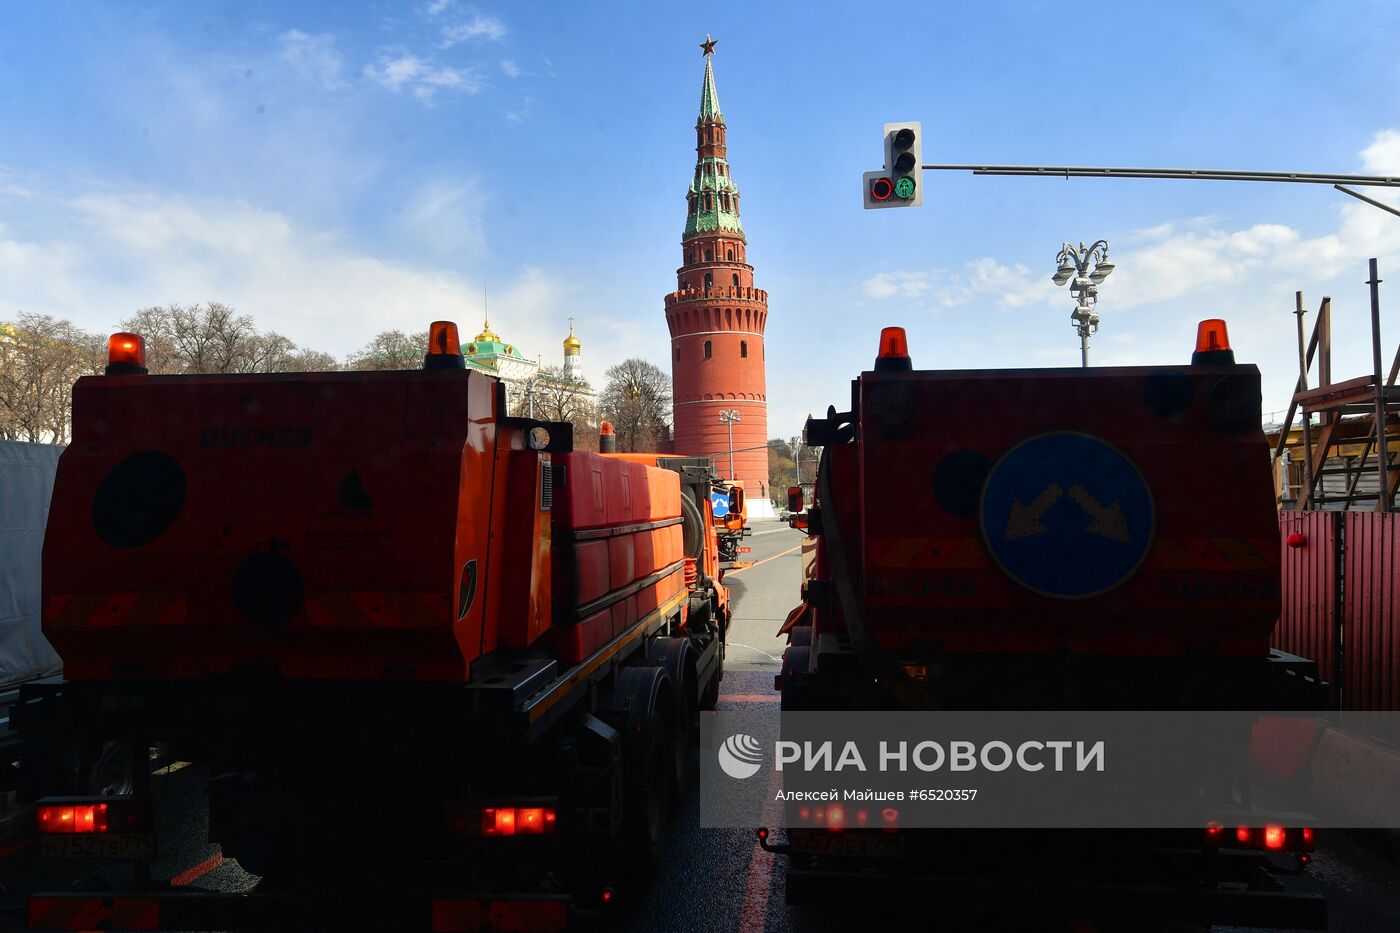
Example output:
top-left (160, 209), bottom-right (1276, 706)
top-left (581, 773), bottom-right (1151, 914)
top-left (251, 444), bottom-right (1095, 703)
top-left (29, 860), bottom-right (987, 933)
top-left (919, 165), bottom-right (1400, 187)
top-left (918, 164), bottom-right (1400, 215)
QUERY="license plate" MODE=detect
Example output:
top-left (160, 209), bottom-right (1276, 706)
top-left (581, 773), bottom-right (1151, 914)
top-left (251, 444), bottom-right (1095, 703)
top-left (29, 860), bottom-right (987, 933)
top-left (790, 831), bottom-right (906, 859)
top-left (40, 834), bottom-right (155, 862)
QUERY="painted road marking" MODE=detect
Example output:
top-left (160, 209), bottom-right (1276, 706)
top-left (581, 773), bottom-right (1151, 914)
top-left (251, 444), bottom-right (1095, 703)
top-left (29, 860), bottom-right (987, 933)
top-left (170, 850), bottom-right (225, 887)
top-left (737, 767), bottom-right (782, 933)
top-left (724, 544), bottom-right (801, 576)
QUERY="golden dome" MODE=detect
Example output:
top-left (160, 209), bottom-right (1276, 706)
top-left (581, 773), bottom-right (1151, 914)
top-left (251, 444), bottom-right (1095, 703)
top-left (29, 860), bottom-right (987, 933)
top-left (474, 316), bottom-right (500, 344)
top-left (563, 318), bottom-right (581, 351)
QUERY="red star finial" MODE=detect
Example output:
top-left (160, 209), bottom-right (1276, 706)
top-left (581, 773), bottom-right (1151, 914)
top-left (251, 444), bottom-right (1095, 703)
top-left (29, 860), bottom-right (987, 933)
top-left (700, 34), bottom-right (717, 56)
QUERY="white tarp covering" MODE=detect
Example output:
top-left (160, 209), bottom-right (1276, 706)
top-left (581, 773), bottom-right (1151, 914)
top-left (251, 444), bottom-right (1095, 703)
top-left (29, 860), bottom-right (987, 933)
top-left (0, 440), bottom-right (63, 687)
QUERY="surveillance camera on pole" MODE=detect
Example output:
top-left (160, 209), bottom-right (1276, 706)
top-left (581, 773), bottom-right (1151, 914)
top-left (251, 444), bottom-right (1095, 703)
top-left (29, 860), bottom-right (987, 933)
top-left (863, 121), bottom-right (923, 209)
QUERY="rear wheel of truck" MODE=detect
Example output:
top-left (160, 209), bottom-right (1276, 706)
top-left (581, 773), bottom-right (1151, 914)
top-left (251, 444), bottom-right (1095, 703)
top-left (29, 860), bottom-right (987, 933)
top-left (624, 706), bottom-right (671, 878)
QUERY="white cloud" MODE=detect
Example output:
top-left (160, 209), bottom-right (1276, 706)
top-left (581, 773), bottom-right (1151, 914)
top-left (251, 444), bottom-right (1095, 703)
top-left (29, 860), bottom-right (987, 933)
top-left (278, 30), bottom-right (348, 90)
top-left (0, 184), bottom-right (565, 363)
top-left (426, 0), bottom-right (452, 14)
top-left (440, 13), bottom-right (506, 46)
top-left (364, 51), bottom-right (482, 100)
top-left (862, 261), bottom-right (1050, 309)
top-left (861, 271), bottom-right (929, 299)
top-left (501, 59), bottom-right (521, 78)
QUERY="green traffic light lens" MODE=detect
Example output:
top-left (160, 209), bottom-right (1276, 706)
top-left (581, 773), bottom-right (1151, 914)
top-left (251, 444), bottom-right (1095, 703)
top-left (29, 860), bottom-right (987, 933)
top-left (894, 176), bottom-right (916, 200)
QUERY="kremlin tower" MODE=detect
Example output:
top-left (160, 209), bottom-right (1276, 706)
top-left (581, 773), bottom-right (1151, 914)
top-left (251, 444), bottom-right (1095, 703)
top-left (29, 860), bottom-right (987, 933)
top-left (665, 36), bottom-right (771, 508)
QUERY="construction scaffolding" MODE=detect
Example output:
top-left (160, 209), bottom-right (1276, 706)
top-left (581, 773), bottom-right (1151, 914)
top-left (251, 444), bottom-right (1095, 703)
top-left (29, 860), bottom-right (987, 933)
top-left (1270, 259), bottom-right (1400, 511)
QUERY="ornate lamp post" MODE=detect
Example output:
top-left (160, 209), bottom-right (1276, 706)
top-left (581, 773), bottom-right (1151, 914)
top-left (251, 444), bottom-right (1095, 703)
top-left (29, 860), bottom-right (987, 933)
top-left (718, 409), bottom-right (741, 480)
top-left (1051, 240), bottom-right (1115, 368)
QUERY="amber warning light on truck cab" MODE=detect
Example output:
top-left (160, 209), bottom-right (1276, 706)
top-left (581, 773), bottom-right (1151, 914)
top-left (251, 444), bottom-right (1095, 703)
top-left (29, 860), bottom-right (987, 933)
top-left (424, 320), bottom-right (466, 370)
top-left (105, 332), bottom-right (147, 376)
top-left (1191, 318), bottom-right (1236, 366)
top-left (874, 326), bottom-right (913, 372)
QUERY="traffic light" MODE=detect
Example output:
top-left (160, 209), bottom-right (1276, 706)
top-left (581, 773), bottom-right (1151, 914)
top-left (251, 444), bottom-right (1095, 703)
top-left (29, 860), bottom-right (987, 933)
top-left (862, 121), bottom-right (923, 209)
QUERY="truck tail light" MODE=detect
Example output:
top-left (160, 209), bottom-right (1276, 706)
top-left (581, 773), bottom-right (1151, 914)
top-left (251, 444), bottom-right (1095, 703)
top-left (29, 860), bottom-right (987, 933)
top-left (38, 803), bottom-right (108, 834)
top-left (1208, 822), bottom-right (1313, 852)
top-left (36, 797), bottom-right (152, 834)
top-left (105, 332), bottom-right (148, 376)
top-left (481, 806), bottom-right (557, 836)
top-left (424, 321), bottom-right (466, 370)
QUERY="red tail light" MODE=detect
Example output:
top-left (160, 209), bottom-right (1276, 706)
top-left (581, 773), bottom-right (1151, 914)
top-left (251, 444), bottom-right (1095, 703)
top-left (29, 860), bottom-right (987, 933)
top-left (1264, 825), bottom-right (1285, 850)
top-left (480, 806), bottom-right (557, 837)
top-left (38, 803), bottom-right (109, 834)
top-left (827, 804), bottom-right (846, 831)
top-left (1235, 826), bottom-right (1251, 845)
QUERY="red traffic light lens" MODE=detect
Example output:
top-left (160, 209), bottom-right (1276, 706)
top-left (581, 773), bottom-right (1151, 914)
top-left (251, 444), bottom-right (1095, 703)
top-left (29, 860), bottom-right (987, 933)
top-left (871, 177), bottom-right (894, 201)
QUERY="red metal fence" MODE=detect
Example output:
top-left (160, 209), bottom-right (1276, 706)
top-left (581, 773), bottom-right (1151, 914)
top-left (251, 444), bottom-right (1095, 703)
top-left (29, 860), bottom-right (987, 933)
top-left (1342, 513), bottom-right (1400, 711)
top-left (1276, 511), bottom-right (1340, 684)
top-left (1276, 511), bottom-right (1400, 709)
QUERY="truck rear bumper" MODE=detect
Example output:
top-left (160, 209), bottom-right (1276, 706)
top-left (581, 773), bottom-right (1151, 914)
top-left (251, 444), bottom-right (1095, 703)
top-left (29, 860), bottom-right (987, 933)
top-left (784, 865), bottom-right (1327, 930)
top-left (27, 891), bottom-right (573, 932)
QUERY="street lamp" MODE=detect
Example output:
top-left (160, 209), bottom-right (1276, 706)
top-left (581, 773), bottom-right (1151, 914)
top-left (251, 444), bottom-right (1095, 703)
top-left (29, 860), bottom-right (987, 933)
top-left (718, 409), bottom-right (741, 480)
top-left (1051, 240), bottom-right (1113, 368)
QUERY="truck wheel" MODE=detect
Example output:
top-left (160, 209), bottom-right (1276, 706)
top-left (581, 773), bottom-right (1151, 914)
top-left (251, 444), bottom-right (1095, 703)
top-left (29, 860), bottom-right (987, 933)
top-left (624, 707), bottom-right (671, 877)
top-left (699, 646), bottom-right (723, 711)
top-left (780, 646), bottom-right (812, 711)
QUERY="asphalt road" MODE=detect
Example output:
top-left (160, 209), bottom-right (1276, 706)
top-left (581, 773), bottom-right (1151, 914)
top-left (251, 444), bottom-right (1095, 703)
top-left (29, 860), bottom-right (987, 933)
top-left (5, 522), bottom-right (1400, 931)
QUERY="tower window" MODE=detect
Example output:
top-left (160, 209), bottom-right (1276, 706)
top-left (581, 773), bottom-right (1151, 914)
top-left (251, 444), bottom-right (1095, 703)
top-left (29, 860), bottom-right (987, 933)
top-left (704, 340), bottom-right (712, 359)
top-left (705, 248), bottom-right (713, 262)
top-left (741, 340), bottom-right (748, 358)
top-left (704, 273), bottom-right (712, 289)
top-left (727, 249), bottom-right (734, 261)
top-left (732, 273), bottom-right (739, 288)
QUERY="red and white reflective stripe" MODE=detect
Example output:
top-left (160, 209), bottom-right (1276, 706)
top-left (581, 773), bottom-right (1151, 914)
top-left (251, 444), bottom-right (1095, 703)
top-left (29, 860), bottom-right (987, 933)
top-left (28, 896), bottom-right (159, 931)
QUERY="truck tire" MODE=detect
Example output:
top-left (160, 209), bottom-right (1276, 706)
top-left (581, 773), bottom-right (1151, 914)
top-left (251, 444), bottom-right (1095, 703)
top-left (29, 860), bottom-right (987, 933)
top-left (647, 637), bottom-right (698, 796)
top-left (780, 646), bottom-right (811, 711)
top-left (610, 667), bottom-right (676, 880)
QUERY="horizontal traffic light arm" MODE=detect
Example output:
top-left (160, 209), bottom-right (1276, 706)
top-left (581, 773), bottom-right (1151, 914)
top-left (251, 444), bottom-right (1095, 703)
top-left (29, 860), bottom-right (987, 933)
top-left (919, 164), bottom-right (1400, 187)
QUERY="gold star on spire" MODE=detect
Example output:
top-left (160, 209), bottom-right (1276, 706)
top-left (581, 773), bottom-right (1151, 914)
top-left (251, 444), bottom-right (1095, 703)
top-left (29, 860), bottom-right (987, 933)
top-left (700, 34), bottom-right (717, 56)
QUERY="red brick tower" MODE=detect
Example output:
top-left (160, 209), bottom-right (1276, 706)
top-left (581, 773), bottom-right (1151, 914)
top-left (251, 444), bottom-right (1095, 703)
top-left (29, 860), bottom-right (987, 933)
top-left (665, 36), bottom-right (770, 503)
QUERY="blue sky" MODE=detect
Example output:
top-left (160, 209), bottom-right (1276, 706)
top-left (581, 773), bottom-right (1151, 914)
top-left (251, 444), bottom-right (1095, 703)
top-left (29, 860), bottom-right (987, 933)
top-left (4, 1), bottom-right (1400, 437)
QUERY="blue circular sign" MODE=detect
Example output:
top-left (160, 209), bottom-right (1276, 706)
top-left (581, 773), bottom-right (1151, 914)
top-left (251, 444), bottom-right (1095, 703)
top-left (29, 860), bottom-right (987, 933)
top-left (711, 490), bottom-right (730, 517)
top-left (979, 433), bottom-right (1154, 599)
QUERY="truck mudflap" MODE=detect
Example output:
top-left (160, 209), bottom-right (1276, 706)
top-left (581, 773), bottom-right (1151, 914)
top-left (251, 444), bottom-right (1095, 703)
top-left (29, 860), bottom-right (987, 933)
top-left (780, 868), bottom-right (1327, 930)
top-left (27, 891), bottom-right (574, 932)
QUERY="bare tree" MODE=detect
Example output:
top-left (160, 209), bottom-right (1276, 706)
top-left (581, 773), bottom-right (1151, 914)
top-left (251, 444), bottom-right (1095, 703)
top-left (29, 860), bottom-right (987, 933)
top-left (118, 303), bottom-right (333, 375)
top-left (344, 330), bottom-right (429, 371)
top-left (0, 313), bottom-right (104, 444)
top-left (600, 358), bottom-right (671, 452)
top-left (526, 365), bottom-right (597, 448)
